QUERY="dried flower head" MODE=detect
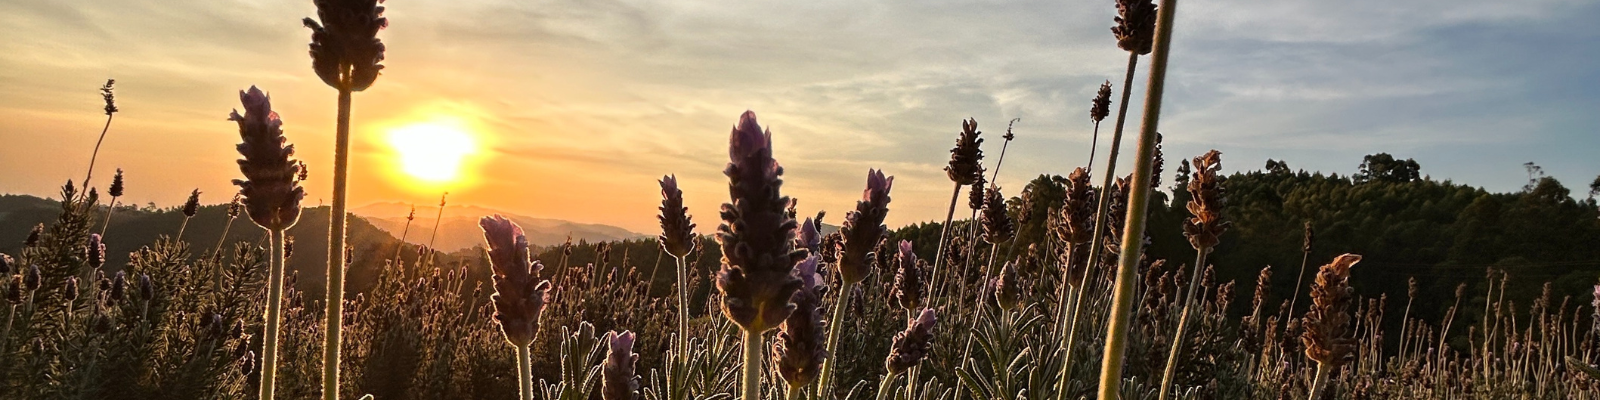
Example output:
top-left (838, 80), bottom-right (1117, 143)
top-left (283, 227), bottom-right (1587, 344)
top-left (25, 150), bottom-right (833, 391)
top-left (714, 111), bottom-right (805, 334)
top-left (891, 241), bottom-right (924, 312)
top-left (1302, 254), bottom-right (1361, 368)
top-left (101, 79), bottom-right (118, 116)
top-left (481, 215), bottom-right (553, 346)
top-left (109, 169), bottom-right (125, 198)
top-left (1091, 81), bottom-right (1113, 122)
top-left (658, 174), bottom-right (698, 258)
top-left (885, 309), bottom-right (938, 375)
top-left (981, 186), bottom-right (1014, 245)
top-left (226, 193), bottom-right (242, 219)
top-left (1182, 150), bottom-right (1230, 250)
top-left (1054, 167), bottom-right (1097, 247)
top-left (1003, 118), bottom-right (1019, 142)
top-left (1112, 0), bottom-right (1158, 55)
top-left (602, 330), bottom-right (641, 400)
top-left (993, 261), bottom-right (1022, 311)
top-left (229, 87), bottom-right (306, 231)
top-left (26, 224), bottom-right (43, 247)
top-left (1302, 221), bottom-right (1314, 254)
top-left (968, 172), bottom-right (988, 211)
top-left (182, 189), bottom-right (201, 218)
top-left (838, 169), bottom-right (893, 285)
top-left (945, 119), bottom-right (985, 185)
top-left (773, 255), bottom-right (828, 388)
top-left (6, 275), bottom-right (22, 304)
top-left (304, 0), bottom-right (388, 91)
top-left (86, 234), bottom-right (105, 269)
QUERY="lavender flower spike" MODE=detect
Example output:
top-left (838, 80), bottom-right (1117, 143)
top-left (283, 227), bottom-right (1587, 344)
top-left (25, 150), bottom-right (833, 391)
top-left (886, 308), bottom-right (938, 375)
top-left (891, 240), bottom-right (925, 312)
top-left (715, 111), bottom-right (806, 334)
top-left (481, 215), bottom-right (552, 346)
top-left (602, 330), bottom-right (640, 400)
top-left (658, 174), bottom-right (698, 258)
top-left (230, 86), bottom-right (305, 231)
top-left (838, 169), bottom-right (894, 285)
top-left (773, 255), bottom-right (828, 388)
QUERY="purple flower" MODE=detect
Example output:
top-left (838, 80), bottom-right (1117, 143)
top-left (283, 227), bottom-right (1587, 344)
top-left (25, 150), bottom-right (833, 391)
top-left (838, 169), bottom-right (894, 285)
top-left (230, 86), bottom-right (305, 231)
top-left (885, 309), bottom-right (937, 375)
top-left (657, 174), bottom-right (698, 258)
top-left (602, 330), bottom-right (640, 400)
top-left (773, 256), bottom-right (827, 387)
top-left (715, 111), bottom-right (805, 334)
top-left (481, 215), bottom-right (552, 346)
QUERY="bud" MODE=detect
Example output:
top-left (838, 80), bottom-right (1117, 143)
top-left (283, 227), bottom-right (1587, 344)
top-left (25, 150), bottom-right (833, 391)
top-left (182, 189), bottom-right (201, 218)
top-left (885, 309), bottom-right (938, 375)
top-left (602, 330), bottom-right (640, 400)
top-left (657, 174), bottom-right (698, 258)
top-left (86, 234), bottom-right (106, 269)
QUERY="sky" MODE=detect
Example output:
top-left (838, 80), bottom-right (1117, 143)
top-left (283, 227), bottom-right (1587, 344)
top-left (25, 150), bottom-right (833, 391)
top-left (1, 0), bottom-right (1597, 234)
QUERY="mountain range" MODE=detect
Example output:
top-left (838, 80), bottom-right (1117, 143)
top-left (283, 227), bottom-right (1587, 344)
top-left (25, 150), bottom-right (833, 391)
top-left (350, 202), bottom-right (643, 252)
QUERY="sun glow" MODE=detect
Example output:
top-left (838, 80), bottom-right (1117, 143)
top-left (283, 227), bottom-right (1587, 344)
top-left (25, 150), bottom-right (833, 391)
top-left (387, 122), bottom-right (476, 184)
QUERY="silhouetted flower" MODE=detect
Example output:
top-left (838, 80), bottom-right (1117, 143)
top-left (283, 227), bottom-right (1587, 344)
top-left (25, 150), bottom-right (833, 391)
top-left (304, 0), bottom-right (388, 91)
top-left (26, 224), bottom-right (42, 247)
top-left (137, 273), bottom-right (153, 301)
top-left (1092, 81), bottom-right (1113, 122)
top-left (25, 264), bottom-right (42, 291)
top-left (229, 87), bottom-right (306, 231)
top-left (968, 172), bottom-right (988, 211)
top-left (1112, 0), bottom-right (1158, 55)
top-left (86, 234), bottom-right (105, 269)
top-left (796, 217), bottom-right (821, 255)
top-left (657, 174), bottom-right (697, 258)
top-left (182, 189), bottom-right (201, 218)
top-left (481, 215), bottom-right (552, 346)
top-left (993, 261), bottom-right (1022, 311)
top-left (109, 169), bottom-right (125, 198)
top-left (101, 79), bottom-right (118, 116)
top-left (945, 119), bottom-right (985, 185)
top-left (981, 186), bottom-right (1014, 245)
top-left (714, 111), bottom-right (806, 333)
top-left (1303, 254), bottom-right (1361, 368)
top-left (838, 169), bottom-right (893, 285)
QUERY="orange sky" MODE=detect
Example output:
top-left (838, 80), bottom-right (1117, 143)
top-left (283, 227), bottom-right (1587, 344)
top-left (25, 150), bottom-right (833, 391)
top-left (4, 0), bottom-right (1597, 234)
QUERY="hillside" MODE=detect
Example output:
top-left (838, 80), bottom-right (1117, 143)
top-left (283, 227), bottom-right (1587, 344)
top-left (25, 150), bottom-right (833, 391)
top-left (351, 202), bottom-right (642, 251)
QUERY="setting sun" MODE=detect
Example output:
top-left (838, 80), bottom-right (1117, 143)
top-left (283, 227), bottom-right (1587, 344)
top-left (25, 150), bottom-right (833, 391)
top-left (387, 122), bottom-right (476, 184)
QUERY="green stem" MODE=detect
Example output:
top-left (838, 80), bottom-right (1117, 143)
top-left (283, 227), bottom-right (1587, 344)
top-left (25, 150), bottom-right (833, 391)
top-left (260, 228), bottom-right (287, 400)
top-left (324, 85), bottom-right (353, 400)
top-left (177, 217), bottom-right (191, 242)
top-left (742, 330), bottom-right (764, 400)
top-left (1053, 243), bottom-right (1076, 338)
top-left (646, 249), bottom-right (664, 298)
top-left (1308, 362), bottom-right (1331, 400)
top-left (927, 182), bottom-right (964, 306)
top-left (80, 113), bottom-right (115, 200)
top-left (1098, 0), bottom-right (1180, 397)
top-left (1057, 50), bottom-right (1141, 400)
top-left (787, 385), bottom-right (803, 400)
top-left (214, 217), bottom-right (235, 259)
top-left (1086, 121), bottom-right (1103, 173)
top-left (1158, 248), bottom-right (1209, 400)
top-left (959, 245), bottom-right (1002, 363)
top-left (874, 373), bottom-right (900, 400)
top-left (676, 256), bottom-right (691, 354)
top-left (1287, 250), bottom-right (1309, 318)
top-left (99, 198), bottom-right (118, 236)
top-left (816, 283), bottom-right (856, 397)
top-left (517, 344), bottom-right (534, 400)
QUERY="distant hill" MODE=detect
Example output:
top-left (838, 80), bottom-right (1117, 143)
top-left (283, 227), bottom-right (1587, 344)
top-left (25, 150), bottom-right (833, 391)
top-left (351, 202), bottom-right (643, 252)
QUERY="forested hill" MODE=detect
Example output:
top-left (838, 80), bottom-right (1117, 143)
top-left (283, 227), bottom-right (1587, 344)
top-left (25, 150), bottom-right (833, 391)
top-left (938, 153), bottom-right (1600, 331)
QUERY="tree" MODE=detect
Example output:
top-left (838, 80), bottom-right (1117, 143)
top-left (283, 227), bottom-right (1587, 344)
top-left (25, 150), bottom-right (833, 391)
top-left (1354, 153), bottom-right (1421, 184)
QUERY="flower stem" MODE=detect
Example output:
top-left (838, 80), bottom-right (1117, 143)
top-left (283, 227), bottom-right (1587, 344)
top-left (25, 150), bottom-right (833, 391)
top-left (874, 373), bottom-right (899, 400)
top-left (928, 182), bottom-right (964, 306)
top-left (1098, 0), bottom-right (1181, 397)
top-left (816, 284), bottom-right (855, 397)
top-left (1158, 248), bottom-right (1209, 400)
top-left (1308, 362), bottom-right (1331, 400)
top-left (742, 330), bottom-right (765, 400)
top-left (787, 384), bottom-right (803, 400)
top-left (260, 228), bottom-right (287, 400)
top-left (1057, 50), bottom-right (1141, 400)
top-left (99, 198), bottom-right (118, 236)
top-left (80, 114), bottom-right (115, 200)
top-left (177, 217), bottom-right (191, 242)
top-left (324, 85), bottom-right (353, 400)
top-left (517, 344), bottom-right (534, 400)
top-left (676, 255), bottom-right (691, 354)
top-left (1287, 250), bottom-right (1310, 318)
top-left (960, 245), bottom-right (1002, 363)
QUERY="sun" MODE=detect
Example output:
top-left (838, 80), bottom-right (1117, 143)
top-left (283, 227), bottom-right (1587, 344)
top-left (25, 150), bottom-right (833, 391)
top-left (387, 122), bottom-right (476, 184)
